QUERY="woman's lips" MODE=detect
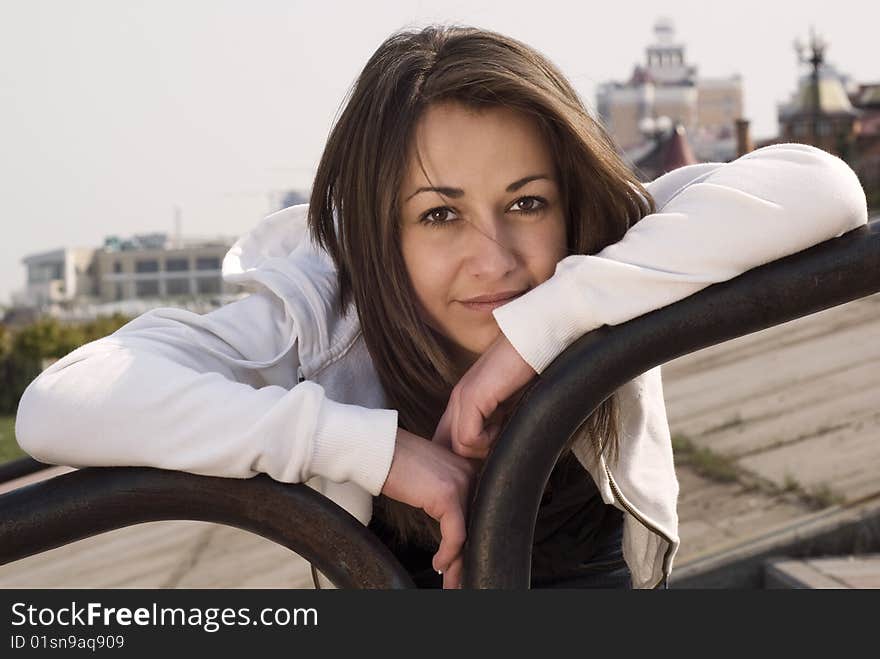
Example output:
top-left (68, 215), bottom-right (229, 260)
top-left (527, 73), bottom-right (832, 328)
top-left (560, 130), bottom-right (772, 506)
top-left (458, 292), bottom-right (524, 312)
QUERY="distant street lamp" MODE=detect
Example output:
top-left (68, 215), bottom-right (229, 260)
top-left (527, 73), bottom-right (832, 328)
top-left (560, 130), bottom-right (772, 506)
top-left (793, 27), bottom-right (827, 143)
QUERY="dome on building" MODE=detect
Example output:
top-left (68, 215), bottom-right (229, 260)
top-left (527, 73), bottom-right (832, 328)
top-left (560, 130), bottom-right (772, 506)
top-left (779, 64), bottom-right (858, 119)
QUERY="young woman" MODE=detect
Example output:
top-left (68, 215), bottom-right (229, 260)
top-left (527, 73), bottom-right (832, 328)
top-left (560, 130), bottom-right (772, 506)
top-left (15, 25), bottom-right (867, 590)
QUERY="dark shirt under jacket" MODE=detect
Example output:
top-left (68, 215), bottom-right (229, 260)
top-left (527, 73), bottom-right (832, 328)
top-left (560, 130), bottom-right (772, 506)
top-left (368, 450), bottom-right (625, 589)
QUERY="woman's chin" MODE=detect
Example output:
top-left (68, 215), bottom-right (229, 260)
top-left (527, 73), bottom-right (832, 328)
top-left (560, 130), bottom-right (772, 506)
top-left (454, 333), bottom-right (500, 367)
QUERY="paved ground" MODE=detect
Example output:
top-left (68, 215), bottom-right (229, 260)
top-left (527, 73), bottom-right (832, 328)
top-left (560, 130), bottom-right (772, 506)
top-left (1, 294), bottom-right (878, 587)
top-left (766, 553), bottom-right (880, 588)
top-left (667, 293), bottom-right (880, 566)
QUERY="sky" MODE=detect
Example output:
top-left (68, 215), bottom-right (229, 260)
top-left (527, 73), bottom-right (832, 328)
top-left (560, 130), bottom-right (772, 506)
top-left (1, 0), bottom-right (877, 307)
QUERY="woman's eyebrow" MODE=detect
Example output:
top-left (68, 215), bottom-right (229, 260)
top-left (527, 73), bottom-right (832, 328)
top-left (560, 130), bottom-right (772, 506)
top-left (404, 174), bottom-right (552, 203)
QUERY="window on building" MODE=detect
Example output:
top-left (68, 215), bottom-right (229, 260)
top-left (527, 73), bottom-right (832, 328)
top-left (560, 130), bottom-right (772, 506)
top-left (115, 283), bottom-right (124, 301)
top-left (166, 258), bottom-right (189, 272)
top-left (135, 280), bottom-right (160, 297)
top-left (196, 257), bottom-right (221, 271)
top-left (113, 261), bottom-right (122, 273)
top-left (28, 262), bottom-right (64, 283)
top-left (166, 278), bottom-right (190, 296)
top-left (135, 259), bottom-right (159, 273)
top-left (196, 277), bottom-right (221, 294)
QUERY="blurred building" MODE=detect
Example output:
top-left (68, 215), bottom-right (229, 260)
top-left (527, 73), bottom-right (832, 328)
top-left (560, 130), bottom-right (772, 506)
top-left (19, 248), bottom-right (98, 308)
top-left (279, 189), bottom-right (309, 209)
top-left (772, 30), bottom-right (880, 208)
top-left (596, 18), bottom-right (743, 162)
top-left (13, 232), bottom-right (240, 319)
top-left (96, 233), bottom-right (235, 303)
top-left (851, 83), bottom-right (880, 208)
top-left (627, 121), bottom-right (699, 182)
top-left (778, 64), bottom-right (859, 158)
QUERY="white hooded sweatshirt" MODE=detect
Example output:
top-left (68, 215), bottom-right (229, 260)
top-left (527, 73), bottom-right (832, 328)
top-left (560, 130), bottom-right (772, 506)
top-left (15, 143), bottom-right (868, 589)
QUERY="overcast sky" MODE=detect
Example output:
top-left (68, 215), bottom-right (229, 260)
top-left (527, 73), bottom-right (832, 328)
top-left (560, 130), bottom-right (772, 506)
top-left (1, 0), bottom-right (877, 307)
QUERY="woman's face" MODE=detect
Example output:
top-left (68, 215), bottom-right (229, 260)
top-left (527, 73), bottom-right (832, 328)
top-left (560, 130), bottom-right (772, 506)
top-left (399, 101), bottom-right (568, 368)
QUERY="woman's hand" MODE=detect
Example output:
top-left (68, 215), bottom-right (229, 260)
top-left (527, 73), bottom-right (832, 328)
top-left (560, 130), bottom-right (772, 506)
top-left (432, 332), bottom-right (537, 459)
top-left (380, 427), bottom-right (481, 588)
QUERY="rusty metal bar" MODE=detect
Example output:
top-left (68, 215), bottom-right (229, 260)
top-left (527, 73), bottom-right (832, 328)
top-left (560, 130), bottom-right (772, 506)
top-left (465, 219), bottom-right (880, 588)
top-left (0, 467), bottom-right (414, 589)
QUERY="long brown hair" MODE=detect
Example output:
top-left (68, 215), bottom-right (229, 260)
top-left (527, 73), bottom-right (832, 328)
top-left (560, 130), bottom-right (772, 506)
top-left (308, 25), bottom-right (655, 548)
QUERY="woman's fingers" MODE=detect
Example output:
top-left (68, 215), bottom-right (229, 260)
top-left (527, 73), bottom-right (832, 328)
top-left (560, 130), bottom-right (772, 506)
top-left (443, 556), bottom-right (464, 589)
top-left (381, 429), bottom-right (477, 587)
top-left (435, 334), bottom-right (536, 460)
top-left (453, 393), bottom-right (492, 456)
top-left (452, 420), bottom-right (504, 459)
top-left (435, 389), bottom-right (500, 458)
top-left (432, 502), bottom-right (467, 574)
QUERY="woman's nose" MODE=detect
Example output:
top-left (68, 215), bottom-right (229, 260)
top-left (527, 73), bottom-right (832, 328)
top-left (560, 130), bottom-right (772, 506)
top-left (461, 214), bottom-right (519, 278)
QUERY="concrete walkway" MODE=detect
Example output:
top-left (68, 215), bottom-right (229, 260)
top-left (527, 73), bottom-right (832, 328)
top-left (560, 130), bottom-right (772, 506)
top-left (766, 553), bottom-right (880, 588)
top-left (667, 293), bottom-right (880, 568)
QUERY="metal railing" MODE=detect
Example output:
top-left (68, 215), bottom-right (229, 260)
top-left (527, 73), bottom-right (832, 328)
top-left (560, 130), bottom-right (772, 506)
top-left (2, 219), bottom-right (878, 588)
top-left (0, 456), bottom-right (46, 484)
top-left (0, 467), bottom-right (413, 588)
top-left (464, 218), bottom-right (880, 588)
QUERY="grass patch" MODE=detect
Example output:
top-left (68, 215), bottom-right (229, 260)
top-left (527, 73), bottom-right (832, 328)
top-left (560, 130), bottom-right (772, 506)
top-left (775, 471), bottom-right (846, 509)
top-left (782, 472), bottom-right (800, 492)
top-left (804, 483), bottom-right (847, 509)
top-left (671, 433), bottom-right (739, 483)
top-left (673, 435), bottom-right (847, 511)
top-left (704, 413), bottom-right (745, 434)
top-left (801, 483), bottom-right (846, 510)
top-left (0, 415), bottom-right (26, 464)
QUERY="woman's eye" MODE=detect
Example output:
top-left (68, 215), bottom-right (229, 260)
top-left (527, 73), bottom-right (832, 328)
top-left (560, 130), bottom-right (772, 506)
top-left (511, 196), bottom-right (546, 213)
top-left (420, 207), bottom-right (457, 227)
top-left (419, 196), bottom-right (546, 227)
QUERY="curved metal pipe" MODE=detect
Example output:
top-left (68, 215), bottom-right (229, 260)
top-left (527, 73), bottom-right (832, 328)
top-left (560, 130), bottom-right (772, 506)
top-left (465, 220), bottom-right (880, 588)
top-left (0, 467), bottom-right (414, 589)
top-left (0, 456), bottom-right (49, 484)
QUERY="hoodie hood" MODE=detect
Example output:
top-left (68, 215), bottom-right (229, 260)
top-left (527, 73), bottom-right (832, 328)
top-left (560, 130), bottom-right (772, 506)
top-left (221, 204), bottom-right (359, 374)
top-left (222, 203), bottom-right (325, 280)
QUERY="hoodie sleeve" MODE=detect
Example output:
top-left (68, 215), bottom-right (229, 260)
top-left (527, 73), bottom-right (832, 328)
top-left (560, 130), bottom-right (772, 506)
top-left (492, 143), bottom-right (869, 373)
top-left (15, 260), bottom-right (398, 498)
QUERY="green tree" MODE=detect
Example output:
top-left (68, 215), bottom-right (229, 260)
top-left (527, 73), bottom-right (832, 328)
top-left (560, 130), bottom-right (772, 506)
top-left (81, 313), bottom-right (131, 343)
top-left (12, 317), bottom-right (86, 361)
top-left (0, 314), bottom-right (131, 415)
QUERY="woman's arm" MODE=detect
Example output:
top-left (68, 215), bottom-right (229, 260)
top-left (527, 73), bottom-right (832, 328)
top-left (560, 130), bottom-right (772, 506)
top-left (14, 287), bottom-right (398, 497)
top-left (492, 143), bottom-right (869, 373)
